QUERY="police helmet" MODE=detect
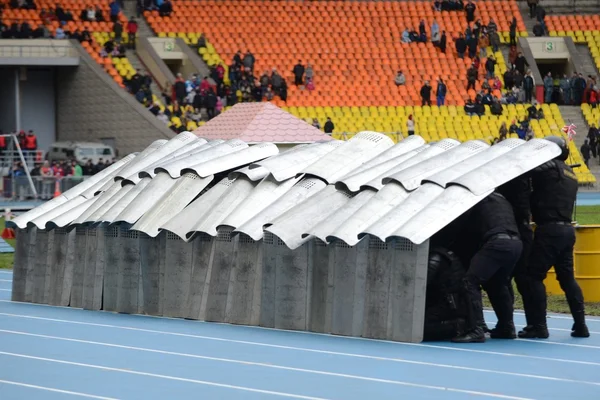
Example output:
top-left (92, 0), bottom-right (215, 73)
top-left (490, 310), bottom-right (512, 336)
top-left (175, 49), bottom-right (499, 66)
top-left (544, 136), bottom-right (569, 161)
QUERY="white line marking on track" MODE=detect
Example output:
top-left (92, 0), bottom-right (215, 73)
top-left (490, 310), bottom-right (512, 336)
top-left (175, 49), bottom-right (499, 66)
top-left (483, 309), bottom-right (600, 323)
top-left (516, 339), bottom-right (600, 349)
top-left (0, 379), bottom-right (118, 399)
top-left (0, 289), bottom-right (10, 292)
top-left (0, 349), bottom-right (532, 400)
top-left (0, 271), bottom-right (12, 274)
top-left (0, 279), bottom-right (12, 282)
top-left (2, 311), bottom-right (600, 367)
top-left (1, 328), bottom-right (599, 389)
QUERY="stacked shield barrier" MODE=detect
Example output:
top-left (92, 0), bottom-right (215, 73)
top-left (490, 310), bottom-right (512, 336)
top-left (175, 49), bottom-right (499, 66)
top-left (11, 225), bottom-right (430, 343)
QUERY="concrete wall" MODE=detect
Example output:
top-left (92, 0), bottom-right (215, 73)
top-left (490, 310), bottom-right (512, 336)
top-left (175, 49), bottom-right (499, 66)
top-left (56, 40), bottom-right (174, 155)
top-left (527, 37), bottom-right (570, 60)
top-left (20, 67), bottom-right (56, 151)
top-left (0, 67), bottom-right (17, 134)
top-left (137, 37), bottom-right (176, 90)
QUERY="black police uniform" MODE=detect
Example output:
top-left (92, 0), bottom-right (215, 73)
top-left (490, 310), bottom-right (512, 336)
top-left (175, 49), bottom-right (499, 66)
top-left (497, 176), bottom-right (534, 315)
top-left (519, 158), bottom-right (589, 338)
top-left (452, 192), bottom-right (523, 343)
top-left (423, 247), bottom-right (468, 341)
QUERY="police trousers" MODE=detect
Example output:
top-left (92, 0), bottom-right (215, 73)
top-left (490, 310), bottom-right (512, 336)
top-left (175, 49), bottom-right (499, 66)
top-left (522, 224), bottom-right (585, 326)
top-left (465, 236), bottom-right (523, 329)
top-left (512, 223), bottom-right (534, 304)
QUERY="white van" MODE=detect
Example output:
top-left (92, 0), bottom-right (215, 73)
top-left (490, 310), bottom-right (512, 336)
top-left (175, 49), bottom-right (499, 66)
top-left (46, 142), bottom-right (116, 165)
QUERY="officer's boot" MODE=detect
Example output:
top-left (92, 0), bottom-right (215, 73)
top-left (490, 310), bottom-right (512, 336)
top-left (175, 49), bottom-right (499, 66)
top-left (571, 311), bottom-right (590, 338)
top-left (490, 321), bottom-right (516, 339)
top-left (518, 324), bottom-right (549, 339)
top-left (453, 279), bottom-right (486, 343)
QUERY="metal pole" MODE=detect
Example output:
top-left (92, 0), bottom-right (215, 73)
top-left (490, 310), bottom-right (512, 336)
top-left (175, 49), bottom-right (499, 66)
top-left (10, 134), bottom-right (38, 199)
top-left (15, 68), bottom-right (21, 133)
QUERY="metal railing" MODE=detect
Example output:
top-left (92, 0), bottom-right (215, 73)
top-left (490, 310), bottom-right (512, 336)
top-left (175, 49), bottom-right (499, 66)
top-left (3, 175), bottom-right (92, 201)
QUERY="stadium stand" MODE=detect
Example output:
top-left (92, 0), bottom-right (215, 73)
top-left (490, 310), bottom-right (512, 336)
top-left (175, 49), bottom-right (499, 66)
top-left (144, 0), bottom-right (527, 107)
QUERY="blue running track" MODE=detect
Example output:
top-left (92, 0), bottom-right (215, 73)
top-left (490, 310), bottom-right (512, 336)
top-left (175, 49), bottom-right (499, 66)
top-left (0, 269), bottom-right (599, 400)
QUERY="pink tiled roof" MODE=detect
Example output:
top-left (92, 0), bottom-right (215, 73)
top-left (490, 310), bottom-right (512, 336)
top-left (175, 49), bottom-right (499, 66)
top-left (193, 102), bottom-right (333, 144)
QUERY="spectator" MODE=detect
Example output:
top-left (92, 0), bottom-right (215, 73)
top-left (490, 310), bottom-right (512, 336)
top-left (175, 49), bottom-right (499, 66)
top-left (419, 20), bottom-right (427, 38)
top-left (588, 124), bottom-right (598, 159)
top-left (464, 99), bottom-right (477, 116)
top-left (559, 74), bottom-right (571, 104)
top-left (478, 33), bottom-right (489, 58)
top-left (528, 0), bottom-right (539, 18)
top-left (431, 19), bottom-right (440, 42)
top-left (127, 18), bottom-right (138, 49)
top-left (467, 34), bottom-right (477, 58)
top-left (305, 63), bottom-right (314, 84)
top-left (174, 73), bottom-right (187, 104)
top-left (485, 55), bottom-right (496, 79)
top-left (490, 97), bottom-right (503, 115)
top-left (407, 114), bottom-right (415, 136)
top-left (113, 20), bottom-right (123, 43)
top-left (514, 52), bottom-right (527, 75)
top-left (24, 130), bottom-right (37, 154)
top-left (509, 17), bottom-right (517, 46)
top-left (196, 33), bottom-right (207, 48)
top-left (323, 117), bottom-right (334, 135)
top-left (533, 22), bottom-right (544, 37)
top-left (17, 130), bottom-right (27, 148)
top-left (86, 6), bottom-right (95, 21)
top-left (466, 64), bottom-right (477, 91)
top-left (499, 122), bottom-right (508, 139)
top-left (536, 5), bottom-right (546, 23)
top-left (590, 88), bottom-right (598, 108)
top-left (312, 118), bottom-right (320, 129)
top-left (95, 6), bottom-right (105, 22)
top-left (436, 78), bottom-right (447, 106)
top-left (401, 28), bottom-right (411, 43)
top-left (55, 26), bottom-right (66, 39)
top-left (109, 0), bottom-right (120, 23)
top-left (271, 69), bottom-right (283, 95)
top-left (465, 0), bottom-right (476, 23)
top-left (159, 0), bottom-right (172, 16)
top-left (243, 50), bottom-right (255, 71)
top-left (292, 60), bottom-right (305, 86)
top-left (437, 30), bottom-right (447, 53)
top-left (487, 18), bottom-right (498, 34)
top-left (489, 30), bottom-right (500, 53)
top-left (395, 71), bottom-right (406, 86)
top-left (581, 140), bottom-right (591, 167)
top-left (420, 81), bottom-right (432, 106)
top-left (543, 72), bottom-right (553, 103)
top-left (433, 0), bottom-right (442, 12)
top-left (157, 110), bottom-right (169, 125)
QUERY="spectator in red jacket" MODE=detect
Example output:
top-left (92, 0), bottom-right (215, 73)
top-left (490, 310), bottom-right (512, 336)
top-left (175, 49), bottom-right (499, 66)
top-left (127, 18), bottom-right (138, 50)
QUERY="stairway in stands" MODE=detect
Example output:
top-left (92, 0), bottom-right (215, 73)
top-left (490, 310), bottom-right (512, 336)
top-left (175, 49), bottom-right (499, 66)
top-left (121, 0), bottom-right (164, 102)
top-left (574, 45), bottom-right (600, 78)
top-left (560, 105), bottom-right (600, 187)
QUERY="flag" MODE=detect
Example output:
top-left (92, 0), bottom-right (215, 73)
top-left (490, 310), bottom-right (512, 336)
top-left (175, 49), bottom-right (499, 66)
top-left (562, 124), bottom-right (576, 141)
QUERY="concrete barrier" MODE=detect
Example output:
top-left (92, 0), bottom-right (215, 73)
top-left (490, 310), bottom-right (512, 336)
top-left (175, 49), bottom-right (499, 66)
top-left (31, 229), bottom-right (52, 304)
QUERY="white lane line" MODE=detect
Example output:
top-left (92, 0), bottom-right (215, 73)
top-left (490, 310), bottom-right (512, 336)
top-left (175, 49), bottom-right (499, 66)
top-left (0, 379), bottom-right (118, 399)
top-left (1, 326), bottom-right (600, 391)
top-left (0, 348), bottom-right (531, 400)
top-left (0, 289), bottom-right (10, 292)
top-left (483, 309), bottom-right (600, 323)
top-left (0, 271), bottom-right (12, 274)
top-left (0, 279), bottom-right (12, 282)
top-left (516, 339), bottom-right (600, 349)
top-left (1, 312), bottom-right (599, 367)
top-left (0, 354), bottom-right (330, 400)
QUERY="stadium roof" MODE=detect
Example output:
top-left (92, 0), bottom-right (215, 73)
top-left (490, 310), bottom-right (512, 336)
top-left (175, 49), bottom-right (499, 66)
top-left (193, 102), bottom-right (333, 144)
top-left (10, 106), bottom-right (561, 248)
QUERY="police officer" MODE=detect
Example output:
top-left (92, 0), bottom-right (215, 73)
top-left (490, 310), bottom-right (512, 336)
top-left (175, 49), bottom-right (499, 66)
top-left (451, 192), bottom-right (523, 343)
top-left (496, 175), bottom-right (533, 328)
top-left (518, 136), bottom-right (589, 339)
top-left (423, 247), bottom-right (468, 341)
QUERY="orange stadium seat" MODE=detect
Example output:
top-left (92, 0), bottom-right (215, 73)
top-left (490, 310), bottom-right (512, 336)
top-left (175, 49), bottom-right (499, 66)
top-left (145, 0), bottom-right (526, 107)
